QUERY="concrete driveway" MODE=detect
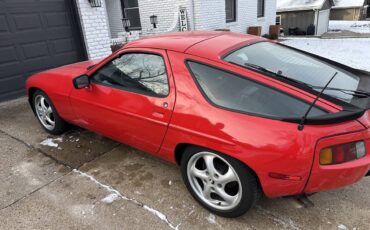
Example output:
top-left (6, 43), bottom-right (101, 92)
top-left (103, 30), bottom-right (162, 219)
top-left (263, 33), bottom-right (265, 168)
top-left (0, 98), bottom-right (369, 230)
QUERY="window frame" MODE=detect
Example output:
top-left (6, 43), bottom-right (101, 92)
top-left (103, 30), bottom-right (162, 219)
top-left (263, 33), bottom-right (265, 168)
top-left (185, 59), bottom-right (328, 122)
top-left (90, 51), bottom-right (170, 98)
top-left (225, 0), bottom-right (237, 23)
top-left (120, 0), bottom-right (142, 30)
top-left (276, 15), bottom-right (281, 25)
top-left (257, 0), bottom-right (265, 18)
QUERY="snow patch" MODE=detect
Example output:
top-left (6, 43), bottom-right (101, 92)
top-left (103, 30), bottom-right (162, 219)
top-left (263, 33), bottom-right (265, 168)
top-left (281, 38), bottom-right (370, 72)
top-left (73, 169), bottom-right (180, 230)
top-left (206, 214), bottom-right (216, 224)
top-left (333, 0), bottom-right (365, 8)
top-left (329, 21), bottom-right (370, 34)
top-left (337, 224), bottom-right (349, 230)
top-left (277, 0), bottom-right (326, 12)
top-left (101, 193), bottom-right (120, 204)
top-left (40, 137), bottom-right (63, 148)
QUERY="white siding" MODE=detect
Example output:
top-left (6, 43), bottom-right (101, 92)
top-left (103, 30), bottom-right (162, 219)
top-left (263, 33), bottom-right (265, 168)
top-left (75, 0), bottom-right (112, 59)
top-left (106, 0), bottom-right (125, 38)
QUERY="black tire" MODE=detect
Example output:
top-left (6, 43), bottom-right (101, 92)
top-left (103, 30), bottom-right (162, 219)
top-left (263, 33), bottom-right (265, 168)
top-left (32, 90), bottom-right (69, 135)
top-left (180, 146), bottom-right (261, 218)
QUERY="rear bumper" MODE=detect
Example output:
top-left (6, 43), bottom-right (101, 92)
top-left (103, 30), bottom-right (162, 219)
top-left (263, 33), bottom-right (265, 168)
top-left (304, 128), bottom-right (370, 193)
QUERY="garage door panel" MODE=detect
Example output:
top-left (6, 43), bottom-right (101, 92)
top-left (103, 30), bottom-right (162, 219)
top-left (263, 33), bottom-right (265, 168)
top-left (0, 46), bottom-right (18, 66)
top-left (45, 12), bottom-right (69, 28)
top-left (21, 41), bottom-right (49, 59)
top-left (0, 0), bottom-right (86, 101)
top-left (0, 15), bottom-right (9, 33)
top-left (0, 75), bottom-right (24, 93)
top-left (12, 13), bottom-right (42, 31)
top-left (53, 38), bottom-right (75, 54)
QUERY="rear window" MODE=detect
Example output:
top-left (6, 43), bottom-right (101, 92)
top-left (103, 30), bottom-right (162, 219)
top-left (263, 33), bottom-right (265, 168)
top-left (187, 61), bottom-right (327, 119)
top-left (223, 42), bottom-right (360, 103)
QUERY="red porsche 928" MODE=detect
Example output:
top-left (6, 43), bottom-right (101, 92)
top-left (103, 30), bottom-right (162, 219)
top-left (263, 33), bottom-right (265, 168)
top-left (26, 32), bottom-right (370, 217)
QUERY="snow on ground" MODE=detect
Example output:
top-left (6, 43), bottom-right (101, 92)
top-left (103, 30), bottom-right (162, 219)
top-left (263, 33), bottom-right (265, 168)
top-left (329, 20), bottom-right (370, 34)
top-left (281, 37), bottom-right (370, 72)
top-left (73, 169), bottom-right (180, 230)
top-left (40, 137), bottom-right (63, 148)
top-left (101, 193), bottom-right (120, 204)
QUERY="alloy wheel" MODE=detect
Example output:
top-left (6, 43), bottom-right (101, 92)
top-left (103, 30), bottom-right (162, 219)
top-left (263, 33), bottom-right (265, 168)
top-left (187, 151), bottom-right (242, 211)
top-left (34, 95), bottom-right (55, 131)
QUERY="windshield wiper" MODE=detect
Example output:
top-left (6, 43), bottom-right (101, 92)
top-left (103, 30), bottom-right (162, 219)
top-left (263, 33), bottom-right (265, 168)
top-left (298, 72), bottom-right (338, 131)
top-left (230, 61), bottom-right (314, 88)
top-left (311, 86), bottom-right (370, 98)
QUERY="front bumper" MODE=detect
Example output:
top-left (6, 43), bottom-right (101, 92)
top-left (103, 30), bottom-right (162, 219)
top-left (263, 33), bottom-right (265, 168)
top-left (304, 128), bottom-right (370, 193)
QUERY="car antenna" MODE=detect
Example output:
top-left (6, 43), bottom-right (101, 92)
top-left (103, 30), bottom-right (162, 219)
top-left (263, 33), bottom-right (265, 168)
top-left (298, 72), bottom-right (338, 131)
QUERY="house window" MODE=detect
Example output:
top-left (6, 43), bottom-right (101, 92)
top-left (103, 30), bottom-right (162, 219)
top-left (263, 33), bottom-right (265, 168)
top-left (121, 0), bottom-right (141, 30)
top-left (276, 15), bottom-right (281, 25)
top-left (257, 0), bottom-right (265, 18)
top-left (225, 0), bottom-right (236, 23)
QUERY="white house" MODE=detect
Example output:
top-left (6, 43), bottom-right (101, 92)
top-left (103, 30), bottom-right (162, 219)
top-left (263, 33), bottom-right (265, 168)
top-left (76, 0), bottom-right (277, 59)
top-left (0, 0), bottom-right (276, 102)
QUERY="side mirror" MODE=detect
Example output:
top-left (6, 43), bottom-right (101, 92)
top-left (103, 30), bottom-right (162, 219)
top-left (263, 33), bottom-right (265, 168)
top-left (73, 75), bottom-right (90, 89)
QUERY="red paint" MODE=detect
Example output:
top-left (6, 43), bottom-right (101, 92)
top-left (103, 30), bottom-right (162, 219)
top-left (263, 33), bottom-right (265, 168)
top-left (26, 31), bottom-right (370, 198)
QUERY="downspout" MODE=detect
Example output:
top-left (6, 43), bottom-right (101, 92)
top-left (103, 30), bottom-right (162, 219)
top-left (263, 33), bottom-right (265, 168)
top-left (190, 0), bottom-right (196, 30)
top-left (315, 9), bottom-right (319, 36)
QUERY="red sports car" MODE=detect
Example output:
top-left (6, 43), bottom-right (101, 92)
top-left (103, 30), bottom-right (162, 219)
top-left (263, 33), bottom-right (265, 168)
top-left (26, 31), bottom-right (370, 217)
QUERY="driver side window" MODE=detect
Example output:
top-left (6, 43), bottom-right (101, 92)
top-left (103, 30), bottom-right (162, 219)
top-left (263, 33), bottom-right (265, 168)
top-left (92, 53), bottom-right (169, 97)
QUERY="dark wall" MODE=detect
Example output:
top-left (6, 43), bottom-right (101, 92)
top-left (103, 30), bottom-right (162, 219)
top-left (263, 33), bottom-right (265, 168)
top-left (278, 11), bottom-right (315, 34)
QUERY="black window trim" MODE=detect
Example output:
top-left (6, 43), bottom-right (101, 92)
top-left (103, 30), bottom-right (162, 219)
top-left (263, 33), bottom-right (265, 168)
top-left (89, 51), bottom-right (170, 98)
top-left (225, 0), bottom-right (237, 23)
top-left (185, 59), bottom-right (329, 123)
top-left (120, 0), bottom-right (142, 31)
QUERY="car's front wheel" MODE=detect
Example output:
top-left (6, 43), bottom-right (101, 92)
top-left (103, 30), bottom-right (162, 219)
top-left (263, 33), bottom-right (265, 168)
top-left (32, 90), bottom-right (68, 135)
top-left (181, 146), bottom-right (260, 217)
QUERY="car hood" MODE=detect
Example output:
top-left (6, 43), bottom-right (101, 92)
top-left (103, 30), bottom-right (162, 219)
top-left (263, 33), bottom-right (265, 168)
top-left (38, 59), bottom-right (102, 79)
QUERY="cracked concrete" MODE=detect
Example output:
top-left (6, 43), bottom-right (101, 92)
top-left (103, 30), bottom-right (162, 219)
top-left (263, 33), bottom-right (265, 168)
top-left (0, 97), bottom-right (369, 230)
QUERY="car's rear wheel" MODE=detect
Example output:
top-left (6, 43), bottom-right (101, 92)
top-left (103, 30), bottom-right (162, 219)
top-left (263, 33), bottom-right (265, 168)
top-left (181, 146), bottom-right (260, 217)
top-left (33, 90), bottom-right (68, 135)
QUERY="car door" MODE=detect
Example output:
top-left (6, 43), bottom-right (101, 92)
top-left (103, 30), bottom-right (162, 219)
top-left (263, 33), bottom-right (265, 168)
top-left (69, 48), bottom-right (175, 154)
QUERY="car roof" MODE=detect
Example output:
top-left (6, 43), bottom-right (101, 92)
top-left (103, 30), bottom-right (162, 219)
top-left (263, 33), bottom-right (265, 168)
top-left (123, 31), bottom-right (265, 61)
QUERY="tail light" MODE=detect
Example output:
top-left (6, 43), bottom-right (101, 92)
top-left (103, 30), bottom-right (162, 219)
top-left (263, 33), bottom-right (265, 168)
top-left (320, 141), bottom-right (366, 165)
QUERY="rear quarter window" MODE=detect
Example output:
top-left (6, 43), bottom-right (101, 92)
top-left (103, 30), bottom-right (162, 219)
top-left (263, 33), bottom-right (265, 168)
top-left (187, 61), bottom-right (327, 119)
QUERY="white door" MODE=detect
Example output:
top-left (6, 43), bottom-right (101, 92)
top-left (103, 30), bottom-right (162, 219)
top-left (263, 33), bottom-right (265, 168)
top-left (315, 9), bottom-right (330, 36)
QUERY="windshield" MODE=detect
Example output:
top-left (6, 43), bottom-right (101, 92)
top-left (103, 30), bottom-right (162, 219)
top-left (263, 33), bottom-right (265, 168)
top-left (224, 42), bottom-right (360, 103)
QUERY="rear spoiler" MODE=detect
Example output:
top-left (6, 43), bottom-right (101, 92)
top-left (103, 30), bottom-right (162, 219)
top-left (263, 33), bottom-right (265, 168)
top-left (283, 109), bottom-right (366, 125)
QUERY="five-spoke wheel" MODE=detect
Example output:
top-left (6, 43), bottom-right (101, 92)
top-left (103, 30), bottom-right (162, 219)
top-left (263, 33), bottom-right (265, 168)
top-left (32, 90), bottom-right (68, 134)
top-left (181, 146), bottom-right (260, 217)
top-left (34, 94), bottom-right (55, 131)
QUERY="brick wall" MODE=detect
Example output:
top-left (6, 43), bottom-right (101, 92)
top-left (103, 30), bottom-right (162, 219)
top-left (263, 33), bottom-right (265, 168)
top-left (193, 0), bottom-right (276, 35)
top-left (138, 0), bottom-right (192, 34)
top-left (75, 0), bottom-right (112, 59)
top-left (136, 0), bottom-right (276, 35)
top-left (75, 0), bottom-right (276, 59)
